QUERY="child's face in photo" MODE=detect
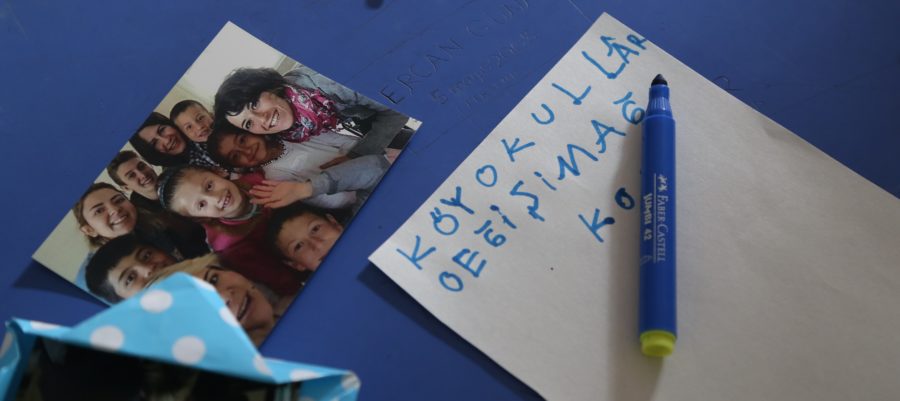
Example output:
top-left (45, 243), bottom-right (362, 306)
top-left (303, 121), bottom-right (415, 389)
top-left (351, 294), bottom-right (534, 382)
top-left (80, 188), bottom-right (138, 239)
top-left (137, 124), bottom-right (187, 155)
top-left (174, 104), bottom-right (214, 143)
top-left (115, 157), bottom-right (158, 193)
top-left (109, 246), bottom-right (176, 300)
top-left (171, 170), bottom-right (247, 219)
top-left (193, 267), bottom-right (274, 337)
top-left (276, 213), bottom-right (343, 271)
top-left (216, 132), bottom-right (270, 167)
top-left (225, 90), bottom-right (293, 135)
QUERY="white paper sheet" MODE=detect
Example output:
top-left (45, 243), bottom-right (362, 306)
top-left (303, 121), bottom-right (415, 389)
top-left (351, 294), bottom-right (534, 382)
top-left (370, 13), bottom-right (900, 401)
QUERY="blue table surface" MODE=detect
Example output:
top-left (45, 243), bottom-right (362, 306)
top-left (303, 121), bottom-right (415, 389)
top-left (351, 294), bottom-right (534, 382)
top-left (2, 1), bottom-right (898, 400)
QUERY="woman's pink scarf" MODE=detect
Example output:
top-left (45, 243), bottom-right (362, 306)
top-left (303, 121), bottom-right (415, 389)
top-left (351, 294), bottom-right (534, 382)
top-left (280, 86), bottom-right (340, 143)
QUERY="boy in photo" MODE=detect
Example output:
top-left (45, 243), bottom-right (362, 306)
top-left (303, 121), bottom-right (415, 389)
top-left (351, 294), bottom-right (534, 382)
top-left (266, 202), bottom-right (344, 272)
top-left (85, 234), bottom-right (180, 303)
top-left (170, 100), bottom-right (215, 143)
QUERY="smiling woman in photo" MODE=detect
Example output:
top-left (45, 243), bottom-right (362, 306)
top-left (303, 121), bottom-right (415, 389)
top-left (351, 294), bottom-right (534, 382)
top-left (70, 182), bottom-right (198, 298)
top-left (128, 112), bottom-right (224, 170)
top-left (213, 67), bottom-right (410, 168)
top-left (149, 254), bottom-right (295, 346)
top-left (129, 112), bottom-right (191, 167)
top-left (74, 183), bottom-right (141, 247)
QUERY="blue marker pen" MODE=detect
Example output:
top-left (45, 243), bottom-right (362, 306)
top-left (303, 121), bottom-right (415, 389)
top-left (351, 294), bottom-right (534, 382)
top-left (639, 74), bottom-right (677, 357)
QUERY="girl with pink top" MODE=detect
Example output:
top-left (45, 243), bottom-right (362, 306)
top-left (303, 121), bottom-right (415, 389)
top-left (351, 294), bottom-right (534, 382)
top-left (156, 165), bottom-right (306, 296)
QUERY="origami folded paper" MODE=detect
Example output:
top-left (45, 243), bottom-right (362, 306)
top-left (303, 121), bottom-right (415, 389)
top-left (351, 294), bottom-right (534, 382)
top-left (0, 273), bottom-right (360, 401)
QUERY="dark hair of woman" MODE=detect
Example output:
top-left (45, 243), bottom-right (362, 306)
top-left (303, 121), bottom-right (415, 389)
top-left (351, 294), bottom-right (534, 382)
top-left (213, 68), bottom-right (289, 128)
top-left (128, 112), bottom-right (191, 167)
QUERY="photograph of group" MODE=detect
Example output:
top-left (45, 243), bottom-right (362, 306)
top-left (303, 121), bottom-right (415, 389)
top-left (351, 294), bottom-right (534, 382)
top-left (33, 22), bottom-right (420, 346)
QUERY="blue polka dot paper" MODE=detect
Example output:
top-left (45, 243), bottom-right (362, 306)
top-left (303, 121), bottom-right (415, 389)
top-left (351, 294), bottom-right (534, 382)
top-left (0, 273), bottom-right (360, 401)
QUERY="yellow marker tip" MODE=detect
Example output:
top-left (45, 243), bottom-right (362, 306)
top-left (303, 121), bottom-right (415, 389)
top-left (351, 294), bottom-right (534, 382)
top-left (640, 330), bottom-right (675, 357)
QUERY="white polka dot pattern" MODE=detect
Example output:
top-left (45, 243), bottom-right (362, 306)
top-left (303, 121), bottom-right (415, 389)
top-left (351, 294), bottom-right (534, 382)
top-left (90, 325), bottom-right (125, 351)
top-left (140, 290), bottom-right (173, 313)
top-left (172, 336), bottom-right (206, 364)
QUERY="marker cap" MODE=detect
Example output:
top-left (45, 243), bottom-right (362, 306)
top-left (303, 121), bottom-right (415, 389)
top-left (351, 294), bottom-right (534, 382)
top-left (640, 330), bottom-right (676, 357)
